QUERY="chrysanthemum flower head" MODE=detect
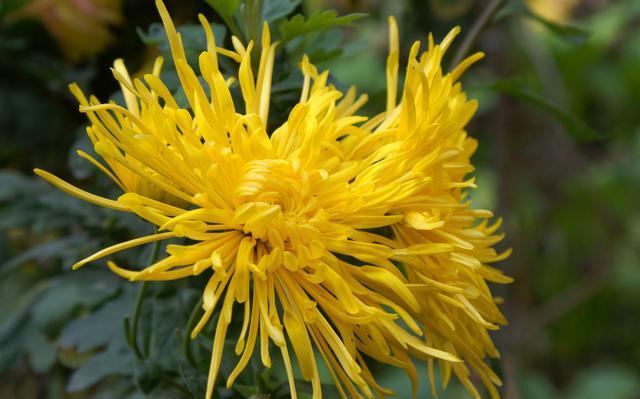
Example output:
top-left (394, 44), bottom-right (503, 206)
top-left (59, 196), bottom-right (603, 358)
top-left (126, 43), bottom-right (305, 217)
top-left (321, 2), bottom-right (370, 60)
top-left (35, 1), bottom-right (511, 398)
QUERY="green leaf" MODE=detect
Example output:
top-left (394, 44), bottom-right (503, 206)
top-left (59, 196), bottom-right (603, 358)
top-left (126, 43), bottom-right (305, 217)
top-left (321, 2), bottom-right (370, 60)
top-left (278, 10), bottom-right (366, 44)
top-left (91, 380), bottom-right (139, 399)
top-left (233, 384), bottom-right (257, 397)
top-left (567, 365), bottom-right (640, 399)
top-left (30, 271), bottom-right (120, 332)
top-left (488, 77), bottom-right (601, 141)
top-left (1, 236), bottom-right (87, 277)
top-left (0, 281), bottom-right (49, 343)
top-left (137, 22), bottom-right (227, 95)
top-left (519, 372), bottom-right (560, 399)
top-left (0, 277), bottom-right (52, 373)
top-left (25, 329), bottom-right (58, 373)
top-left (262, 0), bottom-right (301, 22)
top-left (205, 0), bottom-right (241, 20)
top-left (68, 130), bottom-right (95, 180)
top-left (0, 336), bottom-right (22, 373)
top-left (325, 51), bottom-right (385, 93)
top-left (293, 27), bottom-right (367, 66)
top-left (67, 347), bottom-right (134, 392)
top-left (138, 22), bottom-right (226, 64)
top-left (135, 361), bottom-right (162, 394)
top-left (0, 171), bottom-right (38, 202)
top-left (59, 296), bottom-right (134, 353)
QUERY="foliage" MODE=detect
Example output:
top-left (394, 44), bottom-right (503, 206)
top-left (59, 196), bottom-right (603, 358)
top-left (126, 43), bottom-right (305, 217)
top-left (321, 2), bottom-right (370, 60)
top-left (1, 0), bottom-right (639, 398)
top-left (277, 10), bottom-right (365, 43)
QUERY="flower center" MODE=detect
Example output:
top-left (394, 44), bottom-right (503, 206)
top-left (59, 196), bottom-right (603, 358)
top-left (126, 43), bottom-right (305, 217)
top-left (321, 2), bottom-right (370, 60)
top-left (231, 159), bottom-right (322, 250)
top-left (233, 159), bottom-right (306, 210)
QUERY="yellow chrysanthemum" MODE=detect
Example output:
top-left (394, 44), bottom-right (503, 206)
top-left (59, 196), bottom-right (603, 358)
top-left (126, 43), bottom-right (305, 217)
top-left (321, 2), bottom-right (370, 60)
top-left (12, 0), bottom-right (122, 61)
top-left (35, 1), bottom-right (511, 398)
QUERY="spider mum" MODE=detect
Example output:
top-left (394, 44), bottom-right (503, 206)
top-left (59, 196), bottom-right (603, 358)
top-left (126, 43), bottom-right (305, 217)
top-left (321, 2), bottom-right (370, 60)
top-left (35, 1), bottom-right (511, 398)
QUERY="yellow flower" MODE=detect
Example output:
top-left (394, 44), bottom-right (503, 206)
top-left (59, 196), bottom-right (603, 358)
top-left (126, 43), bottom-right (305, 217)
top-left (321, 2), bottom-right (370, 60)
top-left (35, 1), bottom-right (511, 398)
top-left (12, 0), bottom-right (122, 61)
top-left (526, 0), bottom-right (579, 24)
top-left (75, 56), bottom-right (187, 205)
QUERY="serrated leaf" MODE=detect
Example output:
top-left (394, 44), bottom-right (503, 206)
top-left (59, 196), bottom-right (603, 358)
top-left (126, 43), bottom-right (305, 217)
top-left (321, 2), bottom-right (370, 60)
top-left (488, 78), bottom-right (601, 141)
top-left (137, 23), bottom-right (165, 47)
top-left (137, 22), bottom-right (227, 95)
top-left (30, 271), bottom-right (120, 332)
top-left (205, 0), bottom-right (241, 20)
top-left (262, 0), bottom-right (301, 22)
top-left (0, 171), bottom-right (38, 201)
top-left (25, 329), bottom-right (58, 373)
top-left (0, 281), bottom-right (49, 343)
top-left (233, 384), bottom-right (257, 397)
top-left (35, 189), bottom-right (102, 220)
top-left (138, 22), bottom-right (226, 59)
top-left (278, 10), bottom-right (366, 44)
top-left (1, 235), bottom-right (88, 277)
top-left (59, 296), bottom-right (134, 353)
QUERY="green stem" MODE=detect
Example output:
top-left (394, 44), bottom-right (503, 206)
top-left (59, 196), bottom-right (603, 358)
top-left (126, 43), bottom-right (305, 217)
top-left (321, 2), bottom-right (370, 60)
top-left (247, 0), bottom-right (264, 45)
top-left (130, 240), bottom-right (161, 359)
top-left (223, 14), bottom-right (244, 41)
top-left (183, 297), bottom-right (203, 368)
top-left (130, 282), bottom-right (147, 359)
top-left (451, 0), bottom-right (505, 67)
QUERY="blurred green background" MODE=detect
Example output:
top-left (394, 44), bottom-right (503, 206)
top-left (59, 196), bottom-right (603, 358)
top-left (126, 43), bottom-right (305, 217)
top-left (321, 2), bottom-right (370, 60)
top-left (1, 0), bottom-right (639, 398)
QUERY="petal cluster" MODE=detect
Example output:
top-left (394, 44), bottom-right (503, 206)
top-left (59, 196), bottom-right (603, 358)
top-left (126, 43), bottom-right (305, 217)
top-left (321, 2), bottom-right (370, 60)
top-left (35, 2), bottom-right (511, 398)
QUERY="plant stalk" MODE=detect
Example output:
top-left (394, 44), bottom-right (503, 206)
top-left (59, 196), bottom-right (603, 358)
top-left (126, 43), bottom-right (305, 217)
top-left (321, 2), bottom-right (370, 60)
top-left (451, 0), bottom-right (505, 67)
